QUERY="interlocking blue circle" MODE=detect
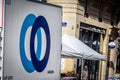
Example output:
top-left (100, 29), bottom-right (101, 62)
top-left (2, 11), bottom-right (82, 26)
top-left (19, 14), bottom-right (50, 73)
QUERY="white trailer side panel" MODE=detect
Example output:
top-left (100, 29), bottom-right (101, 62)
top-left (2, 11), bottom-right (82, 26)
top-left (4, 0), bottom-right (62, 80)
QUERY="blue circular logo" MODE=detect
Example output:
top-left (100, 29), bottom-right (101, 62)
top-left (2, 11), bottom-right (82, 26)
top-left (19, 14), bottom-right (51, 73)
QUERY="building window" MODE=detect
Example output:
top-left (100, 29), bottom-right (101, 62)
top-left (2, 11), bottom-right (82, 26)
top-left (116, 39), bottom-right (120, 73)
top-left (116, 53), bottom-right (120, 73)
top-left (78, 23), bottom-right (103, 80)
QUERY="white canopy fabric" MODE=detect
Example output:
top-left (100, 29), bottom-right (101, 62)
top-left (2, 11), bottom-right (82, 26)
top-left (62, 43), bottom-right (82, 58)
top-left (62, 34), bottom-right (106, 61)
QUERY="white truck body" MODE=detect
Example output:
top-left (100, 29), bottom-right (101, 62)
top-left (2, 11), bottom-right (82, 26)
top-left (1, 0), bottom-right (62, 80)
top-left (0, 0), bottom-right (4, 80)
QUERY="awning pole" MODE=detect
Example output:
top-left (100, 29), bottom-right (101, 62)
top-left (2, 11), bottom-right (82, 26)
top-left (81, 57), bottom-right (83, 80)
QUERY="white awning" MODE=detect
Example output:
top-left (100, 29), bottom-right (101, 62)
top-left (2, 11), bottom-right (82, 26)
top-left (62, 43), bottom-right (82, 58)
top-left (62, 34), bottom-right (106, 61)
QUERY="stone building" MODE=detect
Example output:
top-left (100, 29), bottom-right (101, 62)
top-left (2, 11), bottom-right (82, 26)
top-left (43, 0), bottom-right (120, 80)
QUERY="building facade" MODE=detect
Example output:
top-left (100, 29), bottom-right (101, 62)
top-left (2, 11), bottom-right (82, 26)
top-left (47, 0), bottom-right (120, 80)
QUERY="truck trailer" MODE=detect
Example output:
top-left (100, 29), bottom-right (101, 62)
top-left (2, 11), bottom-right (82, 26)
top-left (0, 0), bottom-right (62, 80)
